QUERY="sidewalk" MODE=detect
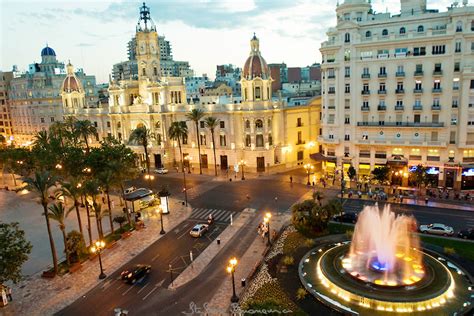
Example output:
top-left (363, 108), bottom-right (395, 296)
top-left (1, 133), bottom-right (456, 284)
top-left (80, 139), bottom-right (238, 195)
top-left (0, 198), bottom-right (191, 316)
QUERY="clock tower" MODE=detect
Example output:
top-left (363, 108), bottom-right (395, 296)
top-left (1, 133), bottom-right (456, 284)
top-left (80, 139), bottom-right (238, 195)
top-left (135, 2), bottom-right (161, 82)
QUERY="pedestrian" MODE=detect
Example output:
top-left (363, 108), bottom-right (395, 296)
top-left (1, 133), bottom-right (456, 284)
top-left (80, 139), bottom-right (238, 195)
top-left (111, 200), bottom-right (115, 210)
top-left (6, 287), bottom-right (12, 301)
top-left (290, 176), bottom-right (293, 184)
top-left (425, 197), bottom-right (429, 205)
top-left (312, 181), bottom-right (315, 187)
top-left (257, 223), bottom-right (262, 235)
top-left (102, 196), bottom-right (106, 204)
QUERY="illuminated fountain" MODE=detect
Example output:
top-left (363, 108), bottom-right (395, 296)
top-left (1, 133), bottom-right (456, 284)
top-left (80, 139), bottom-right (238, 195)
top-left (299, 204), bottom-right (473, 315)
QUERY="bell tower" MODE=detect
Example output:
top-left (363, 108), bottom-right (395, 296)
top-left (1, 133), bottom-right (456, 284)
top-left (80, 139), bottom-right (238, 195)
top-left (135, 2), bottom-right (161, 81)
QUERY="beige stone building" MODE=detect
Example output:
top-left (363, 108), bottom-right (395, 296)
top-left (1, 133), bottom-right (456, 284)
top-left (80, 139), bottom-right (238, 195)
top-left (0, 71), bottom-right (14, 141)
top-left (320, 0), bottom-right (474, 189)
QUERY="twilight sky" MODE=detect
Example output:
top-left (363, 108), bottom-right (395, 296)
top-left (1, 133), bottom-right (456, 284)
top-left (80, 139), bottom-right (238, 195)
top-left (1, 0), bottom-right (454, 83)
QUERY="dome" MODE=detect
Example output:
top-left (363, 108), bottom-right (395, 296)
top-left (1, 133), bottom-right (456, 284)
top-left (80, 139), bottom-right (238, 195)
top-left (61, 62), bottom-right (83, 93)
top-left (41, 46), bottom-right (56, 56)
top-left (242, 34), bottom-right (270, 80)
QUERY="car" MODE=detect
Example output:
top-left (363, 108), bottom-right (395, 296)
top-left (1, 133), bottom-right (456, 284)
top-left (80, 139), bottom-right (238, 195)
top-left (333, 212), bottom-right (358, 224)
top-left (154, 167), bottom-right (169, 174)
top-left (120, 264), bottom-right (151, 284)
top-left (190, 224), bottom-right (209, 237)
top-left (124, 186), bottom-right (136, 195)
top-left (419, 223), bottom-right (454, 236)
top-left (458, 228), bottom-right (474, 240)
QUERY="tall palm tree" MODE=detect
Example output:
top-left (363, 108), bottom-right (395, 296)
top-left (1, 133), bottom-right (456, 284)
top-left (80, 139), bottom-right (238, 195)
top-left (186, 108), bottom-right (205, 174)
top-left (204, 117), bottom-right (219, 176)
top-left (48, 202), bottom-right (73, 265)
top-left (74, 120), bottom-right (97, 153)
top-left (128, 126), bottom-right (154, 174)
top-left (96, 168), bottom-right (115, 234)
top-left (24, 171), bottom-right (59, 274)
top-left (57, 180), bottom-right (84, 238)
top-left (168, 121), bottom-right (188, 172)
top-left (83, 179), bottom-right (104, 239)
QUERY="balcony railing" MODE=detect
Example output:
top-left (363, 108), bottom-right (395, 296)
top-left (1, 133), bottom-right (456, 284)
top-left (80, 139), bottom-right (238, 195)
top-left (432, 88), bottom-right (442, 93)
top-left (414, 70), bottom-right (424, 76)
top-left (433, 70), bottom-right (443, 75)
top-left (395, 89), bottom-right (405, 94)
top-left (394, 105), bottom-right (404, 111)
top-left (378, 90), bottom-right (387, 95)
top-left (361, 74), bottom-right (370, 79)
top-left (377, 105), bottom-right (387, 111)
top-left (413, 104), bottom-right (423, 110)
top-left (327, 75), bottom-right (335, 79)
top-left (432, 105), bottom-right (441, 110)
top-left (361, 106), bottom-right (370, 111)
top-left (361, 90), bottom-right (370, 95)
top-left (356, 122), bottom-right (444, 127)
top-left (328, 90), bottom-right (335, 94)
top-left (395, 71), bottom-right (405, 77)
top-left (413, 88), bottom-right (423, 93)
top-left (378, 73), bottom-right (387, 78)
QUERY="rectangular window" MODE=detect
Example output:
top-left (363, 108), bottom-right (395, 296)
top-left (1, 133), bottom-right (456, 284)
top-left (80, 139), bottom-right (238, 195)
top-left (50, 117), bottom-right (55, 123)
top-left (94, 121), bottom-right (98, 127)
top-left (200, 134), bottom-right (206, 145)
top-left (344, 67), bottom-right (350, 77)
top-left (432, 45), bottom-right (446, 55)
top-left (413, 47), bottom-right (426, 56)
top-left (297, 118), bottom-right (302, 127)
top-left (414, 114), bottom-right (421, 123)
top-left (297, 151), bottom-right (304, 161)
top-left (454, 62), bottom-right (460, 72)
top-left (220, 135), bottom-right (226, 146)
top-left (200, 121), bottom-right (205, 128)
top-left (245, 135), bottom-right (251, 147)
top-left (182, 134), bottom-right (188, 145)
top-left (455, 41), bottom-right (462, 53)
top-left (345, 84), bottom-right (350, 93)
top-left (297, 131), bottom-right (302, 144)
top-left (220, 121), bottom-right (225, 128)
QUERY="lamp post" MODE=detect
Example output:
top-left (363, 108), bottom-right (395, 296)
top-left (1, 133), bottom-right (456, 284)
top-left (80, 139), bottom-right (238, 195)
top-left (182, 154), bottom-right (188, 207)
top-left (184, 156), bottom-right (192, 174)
top-left (90, 240), bottom-right (106, 279)
top-left (239, 160), bottom-right (246, 180)
top-left (264, 212), bottom-right (272, 246)
top-left (156, 206), bottom-right (166, 235)
top-left (144, 173), bottom-right (155, 190)
top-left (226, 257), bottom-right (239, 303)
top-left (304, 163), bottom-right (314, 185)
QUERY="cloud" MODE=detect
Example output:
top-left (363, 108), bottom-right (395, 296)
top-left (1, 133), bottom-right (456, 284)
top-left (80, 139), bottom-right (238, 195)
top-left (76, 43), bottom-right (94, 47)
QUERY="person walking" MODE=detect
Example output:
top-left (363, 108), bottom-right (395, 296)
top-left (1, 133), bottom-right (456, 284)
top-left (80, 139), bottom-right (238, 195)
top-left (290, 176), bottom-right (293, 184)
top-left (6, 287), bottom-right (12, 301)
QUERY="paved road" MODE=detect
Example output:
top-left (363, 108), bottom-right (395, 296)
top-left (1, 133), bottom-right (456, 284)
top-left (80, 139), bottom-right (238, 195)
top-left (341, 198), bottom-right (474, 231)
top-left (127, 172), bottom-right (206, 197)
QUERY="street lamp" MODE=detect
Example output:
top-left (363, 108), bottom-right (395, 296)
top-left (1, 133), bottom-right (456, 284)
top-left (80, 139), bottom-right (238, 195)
top-left (90, 240), bottom-right (106, 279)
top-left (156, 206), bottom-right (166, 235)
top-left (226, 257), bottom-right (239, 303)
top-left (55, 164), bottom-right (62, 170)
top-left (239, 160), bottom-right (247, 180)
top-left (304, 163), bottom-right (314, 185)
top-left (184, 156), bottom-right (192, 174)
top-left (182, 154), bottom-right (188, 207)
top-left (144, 174), bottom-right (155, 190)
top-left (264, 212), bottom-right (272, 246)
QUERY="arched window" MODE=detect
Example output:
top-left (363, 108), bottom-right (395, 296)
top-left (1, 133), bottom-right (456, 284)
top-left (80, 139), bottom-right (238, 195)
top-left (417, 25), bottom-right (424, 32)
top-left (153, 67), bottom-right (158, 76)
top-left (256, 135), bottom-right (264, 147)
top-left (255, 87), bottom-right (261, 99)
top-left (399, 27), bottom-right (406, 34)
top-left (365, 31), bottom-right (371, 38)
top-left (117, 121), bottom-right (121, 129)
top-left (344, 33), bottom-right (350, 43)
top-left (255, 119), bottom-right (263, 128)
top-left (382, 29), bottom-right (388, 36)
top-left (245, 120), bottom-right (250, 129)
top-left (142, 68), bottom-right (146, 76)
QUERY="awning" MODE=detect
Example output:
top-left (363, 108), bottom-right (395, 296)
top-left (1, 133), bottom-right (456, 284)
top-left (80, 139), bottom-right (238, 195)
top-left (310, 153), bottom-right (336, 162)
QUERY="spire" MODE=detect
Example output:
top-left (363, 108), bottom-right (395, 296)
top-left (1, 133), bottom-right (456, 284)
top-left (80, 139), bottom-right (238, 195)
top-left (137, 2), bottom-right (156, 32)
top-left (250, 33), bottom-right (259, 55)
top-left (66, 61), bottom-right (74, 75)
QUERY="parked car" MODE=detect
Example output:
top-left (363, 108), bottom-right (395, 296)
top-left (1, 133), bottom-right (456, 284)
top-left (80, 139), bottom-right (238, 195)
top-left (190, 224), bottom-right (209, 237)
top-left (120, 264), bottom-right (151, 284)
top-left (458, 228), bottom-right (474, 240)
top-left (124, 186), bottom-right (136, 195)
top-left (333, 212), bottom-right (358, 224)
top-left (154, 167), bottom-right (169, 174)
top-left (419, 223), bottom-right (454, 236)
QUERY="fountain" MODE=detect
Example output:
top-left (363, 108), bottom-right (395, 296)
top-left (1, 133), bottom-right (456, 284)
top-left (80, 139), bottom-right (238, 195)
top-left (299, 204), bottom-right (473, 315)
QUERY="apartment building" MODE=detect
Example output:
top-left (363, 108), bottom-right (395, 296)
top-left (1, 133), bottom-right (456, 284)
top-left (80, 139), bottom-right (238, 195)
top-left (320, 0), bottom-right (474, 189)
top-left (0, 71), bottom-right (13, 140)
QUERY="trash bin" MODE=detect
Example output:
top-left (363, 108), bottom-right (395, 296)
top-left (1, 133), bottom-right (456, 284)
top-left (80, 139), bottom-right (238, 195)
top-left (217, 238), bottom-right (221, 245)
top-left (241, 278), bottom-right (246, 287)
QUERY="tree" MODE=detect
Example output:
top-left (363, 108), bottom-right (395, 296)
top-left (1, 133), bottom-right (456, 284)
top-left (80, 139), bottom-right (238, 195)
top-left (291, 198), bottom-right (341, 237)
top-left (186, 108), bottom-right (206, 174)
top-left (74, 120), bottom-right (97, 153)
top-left (0, 134), bottom-right (6, 148)
top-left (66, 230), bottom-right (87, 264)
top-left (0, 222), bottom-right (32, 285)
top-left (24, 171), bottom-right (59, 274)
top-left (57, 180), bottom-right (84, 238)
top-left (312, 191), bottom-right (324, 206)
top-left (83, 179), bottom-right (105, 239)
top-left (347, 166), bottom-right (357, 187)
top-left (168, 121), bottom-right (188, 172)
top-left (48, 202), bottom-right (72, 265)
top-left (371, 166), bottom-right (390, 184)
top-left (409, 164), bottom-right (427, 188)
top-left (204, 117), bottom-right (219, 176)
top-left (113, 216), bottom-right (127, 230)
top-left (128, 126), bottom-right (154, 174)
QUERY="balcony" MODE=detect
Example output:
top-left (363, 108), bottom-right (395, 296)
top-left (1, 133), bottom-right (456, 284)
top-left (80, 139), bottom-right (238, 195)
top-left (361, 74), bottom-right (370, 79)
top-left (394, 105), bottom-right (404, 111)
top-left (432, 105), bottom-right (441, 110)
top-left (377, 105), bottom-right (387, 111)
top-left (413, 88), bottom-right (423, 94)
top-left (378, 73), bottom-right (387, 78)
top-left (433, 70), bottom-right (443, 76)
top-left (361, 106), bottom-right (370, 111)
top-left (327, 75), bottom-right (335, 79)
top-left (414, 70), bottom-right (424, 76)
top-left (317, 135), bottom-right (339, 144)
top-left (432, 88), bottom-right (442, 93)
top-left (413, 104), bottom-right (423, 110)
top-left (395, 71), bottom-right (405, 77)
top-left (378, 90), bottom-right (387, 95)
top-left (361, 90), bottom-right (370, 95)
top-left (377, 54), bottom-right (389, 59)
top-left (356, 122), bottom-right (444, 127)
top-left (328, 90), bottom-right (335, 94)
top-left (395, 89), bottom-right (405, 94)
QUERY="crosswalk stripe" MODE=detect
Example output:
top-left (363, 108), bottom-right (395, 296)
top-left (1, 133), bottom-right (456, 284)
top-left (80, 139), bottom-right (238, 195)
top-left (189, 207), bottom-right (235, 223)
top-left (214, 211), bottom-right (227, 222)
top-left (192, 208), bottom-right (208, 218)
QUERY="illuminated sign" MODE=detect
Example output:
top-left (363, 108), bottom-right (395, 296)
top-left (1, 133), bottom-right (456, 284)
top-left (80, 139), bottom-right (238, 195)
top-left (160, 196), bottom-right (169, 214)
top-left (462, 169), bottom-right (474, 177)
top-left (426, 167), bottom-right (439, 175)
top-left (409, 166), bottom-right (418, 172)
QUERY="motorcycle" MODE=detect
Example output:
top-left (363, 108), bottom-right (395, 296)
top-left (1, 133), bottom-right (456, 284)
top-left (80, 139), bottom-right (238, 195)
top-left (207, 217), bottom-right (214, 225)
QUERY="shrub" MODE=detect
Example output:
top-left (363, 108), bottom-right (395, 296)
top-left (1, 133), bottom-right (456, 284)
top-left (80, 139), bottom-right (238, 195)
top-left (444, 247), bottom-right (456, 256)
top-left (281, 255), bottom-right (294, 266)
top-left (296, 287), bottom-right (307, 301)
top-left (304, 238), bottom-right (315, 248)
top-left (66, 230), bottom-right (87, 263)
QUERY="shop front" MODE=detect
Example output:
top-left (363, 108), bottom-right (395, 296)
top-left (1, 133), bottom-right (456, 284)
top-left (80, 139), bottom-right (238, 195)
top-left (358, 163), bottom-right (371, 182)
top-left (461, 167), bottom-right (474, 190)
top-left (408, 165), bottom-right (439, 188)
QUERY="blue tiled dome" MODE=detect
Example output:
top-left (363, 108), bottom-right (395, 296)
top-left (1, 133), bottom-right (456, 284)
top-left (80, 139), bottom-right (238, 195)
top-left (41, 46), bottom-right (56, 56)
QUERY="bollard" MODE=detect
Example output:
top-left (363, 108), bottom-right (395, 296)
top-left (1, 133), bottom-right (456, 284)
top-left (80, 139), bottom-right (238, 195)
top-left (241, 278), bottom-right (246, 287)
top-left (182, 201), bottom-right (185, 206)
top-left (217, 238), bottom-right (221, 245)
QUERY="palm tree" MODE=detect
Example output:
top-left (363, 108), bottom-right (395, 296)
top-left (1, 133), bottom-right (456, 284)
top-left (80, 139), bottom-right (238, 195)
top-left (48, 202), bottom-right (73, 265)
top-left (57, 180), bottom-right (84, 238)
top-left (90, 201), bottom-right (109, 239)
top-left (96, 168), bottom-right (115, 234)
top-left (74, 120), bottom-right (97, 153)
top-left (0, 134), bottom-right (6, 148)
top-left (204, 117), bottom-right (219, 176)
top-left (83, 179), bottom-right (104, 239)
top-left (186, 108), bottom-right (205, 174)
top-left (312, 191), bottom-right (324, 206)
top-left (24, 171), bottom-right (59, 274)
top-left (168, 121), bottom-right (188, 172)
top-left (128, 126), bottom-right (154, 174)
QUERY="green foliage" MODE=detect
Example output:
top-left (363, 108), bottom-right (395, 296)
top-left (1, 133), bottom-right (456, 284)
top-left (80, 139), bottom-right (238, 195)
top-left (113, 216), bottom-right (127, 229)
top-left (158, 186), bottom-right (171, 197)
top-left (243, 281), bottom-right (299, 314)
top-left (282, 232), bottom-right (307, 254)
top-left (0, 222), bottom-right (32, 284)
top-left (371, 165), bottom-right (390, 184)
top-left (292, 198), bottom-right (342, 237)
top-left (281, 255), bottom-right (294, 266)
top-left (128, 126), bottom-right (154, 173)
top-left (409, 164), bottom-right (431, 188)
top-left (304, 238), bottom-right (315, 248)
top-left (186, 109), bottom-right (206, 174)
top-left (312, 191), bottom-right (324, 205)
top-left (244, 299), bottom-right (293, 316)
top-left (204, 117), bottom-right (219, 176)
top-left (347, 165), bottom-right (357, 181)
top-left (296, 287), bottom-right (308, 301)
top-left (444, 247), bottom-right (456, 256)
top-left (421, 236), bottom-right (474, 261)
top-left (66, 230), bottom-right (87, 263)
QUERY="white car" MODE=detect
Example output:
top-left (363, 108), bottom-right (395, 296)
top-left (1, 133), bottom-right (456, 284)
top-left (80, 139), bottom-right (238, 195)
top-left (124, 187), bottom-right (136, 195)
top-left (190, 224), bottom-right (209, 237)
top-left (154, 167), bottom-right (169, 174)
top-left (419, 223), bottom-right (454, 236)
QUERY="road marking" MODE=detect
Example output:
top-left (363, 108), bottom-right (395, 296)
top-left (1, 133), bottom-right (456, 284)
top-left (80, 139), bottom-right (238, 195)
top-left (156, 279), bottom-right (165, 287)
top-left (137, 283), bottom-right (149, 294)
top-left (151, 253), bottom-right (160, 262)
top-left (122, 283), bottom-right (137, 296)
top-left (117, 283), bottom-right (126, 290)
top-left (101, 279), bottom-right (117, 291)
top-left (177, 225), bottom-right (192, 239)
top-left (142, 285), bottom-right (159, 300)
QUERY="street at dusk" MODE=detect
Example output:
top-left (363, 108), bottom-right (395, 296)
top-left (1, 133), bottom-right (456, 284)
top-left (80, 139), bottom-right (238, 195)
top-left (1, 0), bottom-right (474, 315)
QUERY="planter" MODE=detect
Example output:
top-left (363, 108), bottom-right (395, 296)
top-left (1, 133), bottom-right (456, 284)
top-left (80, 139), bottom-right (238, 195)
top-left (121, 232), bottom-right (132, 239)
top-left (41, 270), bottom-right (56, 278)
top-left (69, 263), bottom-right (82, 273)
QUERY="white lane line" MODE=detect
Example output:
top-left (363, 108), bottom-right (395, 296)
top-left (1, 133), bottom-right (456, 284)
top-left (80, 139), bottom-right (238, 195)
top-left (177, 224), bottom-right (192, 239)
top-left (156, 279), bottom-right (165, 287)
top-left (151, 253), bottom-right (160, 262)
top-left (142, 285), bottom-right (159, 300)
top-left (137, 283), bottom-right (150, 294)
top-left (117, 283), bottom-right (126, 290)
top-left (101, 279), bottom-right (117, 291)
top-left (122, 283), bottom-right (137, 296)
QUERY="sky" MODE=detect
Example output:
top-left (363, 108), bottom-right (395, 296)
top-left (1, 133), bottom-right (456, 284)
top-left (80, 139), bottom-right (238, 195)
top-left (0, 0), bottom-right (454, 83)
